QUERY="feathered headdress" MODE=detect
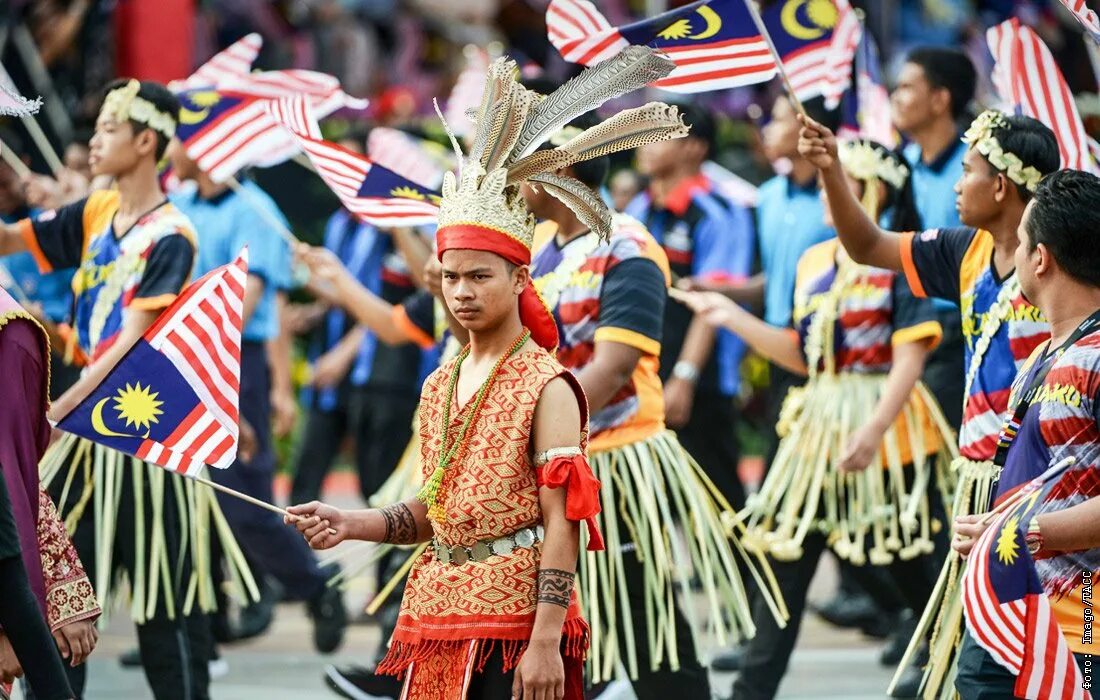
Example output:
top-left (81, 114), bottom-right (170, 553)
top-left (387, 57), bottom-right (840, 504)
top-left (435, 45), bottom-right (689, 349)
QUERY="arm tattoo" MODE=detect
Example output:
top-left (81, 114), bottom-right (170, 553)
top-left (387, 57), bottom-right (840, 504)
top-left (537, 568), bottom-right (575, 609)
top-left (380, 503), bottom-right (418, 544)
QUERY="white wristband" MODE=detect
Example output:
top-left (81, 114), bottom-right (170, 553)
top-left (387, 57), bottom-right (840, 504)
top-left (672, 361), bottom-right (700, 384)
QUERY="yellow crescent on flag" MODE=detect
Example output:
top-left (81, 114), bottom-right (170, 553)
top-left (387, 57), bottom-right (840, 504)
top-left (689, 5), bottom-right (723, 40)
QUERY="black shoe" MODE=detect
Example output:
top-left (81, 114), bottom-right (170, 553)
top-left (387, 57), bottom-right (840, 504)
top-left (709, 645), bottom-right (745, 672)
top-left (324, 665), bottom-right (402, 700)
top-left (889, 664), bottom-right (923, 698)
top-left (309, 569), bottom-right (348, 654)
top-left (235, 577), bottom-right (281, 641)
top-left (880, 610), bottom-right (918, 666)
top-left (812, 591), bottom-right (880, 630)
top-left (119, 647), bottom-right (142, 668)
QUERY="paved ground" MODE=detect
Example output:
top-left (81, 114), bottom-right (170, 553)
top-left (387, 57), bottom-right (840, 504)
top-left (12, 467), bottom-right (898, 699)
top-left (10, 553), bottom-right (896, 700)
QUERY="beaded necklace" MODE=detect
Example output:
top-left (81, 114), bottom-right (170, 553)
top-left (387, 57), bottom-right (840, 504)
top-left (417, 328), bottom-right (531, 521)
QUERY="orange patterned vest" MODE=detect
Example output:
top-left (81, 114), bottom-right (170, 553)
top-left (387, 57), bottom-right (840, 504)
top-left (377, 347), bottom-right (590, 698)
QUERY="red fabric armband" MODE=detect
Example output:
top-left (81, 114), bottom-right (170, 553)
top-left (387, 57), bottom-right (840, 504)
top-left (537, 454), bottom-right (605, 551)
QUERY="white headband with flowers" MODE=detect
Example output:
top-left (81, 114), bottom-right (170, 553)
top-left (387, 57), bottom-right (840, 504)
top-left (101, 79), bottom-right (176, 139)
top-left (962, 110), bottom-right (1042, 193)
top-left (838, 140), bottom-right (910, 190)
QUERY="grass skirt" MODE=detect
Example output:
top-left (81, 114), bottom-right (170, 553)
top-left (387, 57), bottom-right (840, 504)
top-left (579, 429), bottom-right (787, 683)
top-left (887, 456), bottom-right (999, 699)
top-left (39, 433), bottom-right (258, 623)
top-left (741, 373), bottom-right (958, 566)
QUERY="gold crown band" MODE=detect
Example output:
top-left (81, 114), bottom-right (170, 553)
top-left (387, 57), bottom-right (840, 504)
top-left (962, 110), bottom-right (1042, 193)
top-left (101, 80), bottom-right (177, 139)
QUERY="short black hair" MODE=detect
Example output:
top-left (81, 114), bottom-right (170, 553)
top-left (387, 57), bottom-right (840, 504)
top-left (101, 79), bottom-right (180, 160)
top-left (1024, 169), bottom-right (1100, 287)
top-left (675, 102), bottom-right (716, 159)
top-left (904, 47), bottom-right (977, 120)
top-left (801, 95), bottom-right (841, 133)
top-left (985, 114), bottom-right (1061, 202)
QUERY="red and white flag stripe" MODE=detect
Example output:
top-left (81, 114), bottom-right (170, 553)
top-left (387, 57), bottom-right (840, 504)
top-left (988, 19), bottom-right (1095, 172)
top-left (821, 0), bottom-right (861, 109)
top-left (144, 252), bottom-right (248, 474)
top-left (171, 33), bottom-right (262, 91)
top-left (181, 69), bottom-right (368, 182)
top-left (368, 127), bottom-right (447, 189)
top-left (1060, 0), bottom-right (1100, 42)
top-left (265, 97), bottom-right (439, 227)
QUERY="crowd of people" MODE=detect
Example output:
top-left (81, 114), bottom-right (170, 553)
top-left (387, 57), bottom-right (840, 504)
top-left (3, 2), bottom-right (1100, 700)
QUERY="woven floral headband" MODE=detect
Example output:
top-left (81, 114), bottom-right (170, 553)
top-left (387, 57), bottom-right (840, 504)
top-left (838, 140), bottom-right (909, 190)
top-left (962, 110), bottom-right (1042, 193)
top-left (101, 79), bottom-right (177, 139)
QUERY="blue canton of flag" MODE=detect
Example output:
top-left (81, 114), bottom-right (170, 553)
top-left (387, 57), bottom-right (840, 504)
top-left (356, 164), bottom-right (441, 205)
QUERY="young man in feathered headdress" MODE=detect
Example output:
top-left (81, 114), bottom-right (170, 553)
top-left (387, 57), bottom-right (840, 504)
top-left (285, 46), bottom-right (714, 699)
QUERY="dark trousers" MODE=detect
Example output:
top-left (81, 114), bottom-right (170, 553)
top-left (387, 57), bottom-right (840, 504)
top-left (956, 631), bottom-right (1095, 699)
top-left (467, 642), bottom-right (585, 700)
top-left (921, 306), bottom-right (965, 433)
top-left (588, 507), bottom-right (711, 698)
top-left (763, 364), bottom-right (806, 472)
top-left (209, 341), bottom-right (324, 602)
top-left (290, 386), bottom-right (418, 505)
top-left (732, 531), bottom-right (938, 700)
top-left (0, 555), bottom-right (73, 700)
top-left (675, 391), bottom-right (744, 510)
top-left (52, 464), bottom-right (212, 700)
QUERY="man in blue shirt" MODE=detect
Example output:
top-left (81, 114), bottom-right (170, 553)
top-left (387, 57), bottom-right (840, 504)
top-left (167, 142), bottom-right (347, 654)
top-left (892, 46), bottom-right (976, 433)
top-left (290, 208), bottom-right (433, 507)
top-left (627, 103), bottom-right (753, 511)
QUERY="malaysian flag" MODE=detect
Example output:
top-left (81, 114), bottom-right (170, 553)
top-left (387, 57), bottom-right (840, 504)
top-left (837, 30), bottom-right (896, 147)
top-left (759, 0), bottom-right (859, 102)
top-left (1060, 0), bottom-right (1100, 43)
top-left (961, 457), bottom-right (1090, 700)
top-left (988, 18), bottom-right (1095, 173)
top-left (820, 0), bottom-right (861, 108)
top-left (57, 251), bottom-right (249, 477)
top-left (367, 127), bottom-right (451, 189)
top-left (548, 0), bottom-right (777, 93)
top-left (169, 33), bottom-right (262, 92)
top-left (175, 69), bottom-right (369, 182)
top-left (548, 0), bottom-right (850, 97)
top-left (265, 97), bottom-right (440, 227)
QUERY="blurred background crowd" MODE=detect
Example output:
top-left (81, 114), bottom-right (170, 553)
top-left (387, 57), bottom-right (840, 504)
top-left (2, 1), bottom-right (1100, 699)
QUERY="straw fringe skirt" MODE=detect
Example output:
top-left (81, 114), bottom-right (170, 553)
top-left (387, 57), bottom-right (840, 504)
top-left (887, 456), bottom-right (999, 699)
top-left (39, 433), bottom-right (258, 623)
top-left (741, 374), bottom-right (958, 566)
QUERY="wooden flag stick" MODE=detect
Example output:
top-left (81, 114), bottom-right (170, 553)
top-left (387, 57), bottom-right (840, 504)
top-left (745, 0), bottom-right (807, 116)
top-left (21, 114), bottom-right (64, 176)
top-left (0, 138), bottom-right (33, 179)
top-left (225, 176), bottom-right (299, 246)
top-left (191, 474), bottom-right (338, 535)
